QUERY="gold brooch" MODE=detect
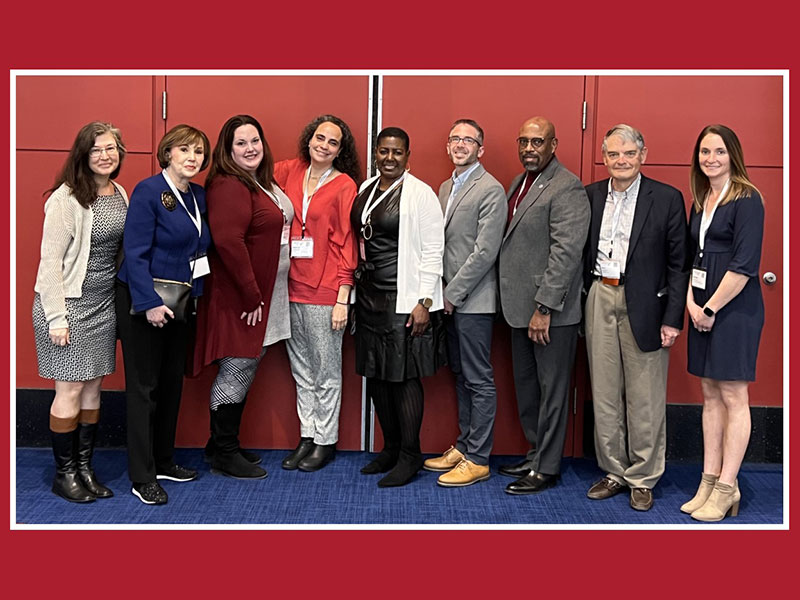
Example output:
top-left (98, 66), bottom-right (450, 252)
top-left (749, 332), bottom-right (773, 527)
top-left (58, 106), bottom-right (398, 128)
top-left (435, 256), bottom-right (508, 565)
top-left (161, 190), bottom-right (177, 211)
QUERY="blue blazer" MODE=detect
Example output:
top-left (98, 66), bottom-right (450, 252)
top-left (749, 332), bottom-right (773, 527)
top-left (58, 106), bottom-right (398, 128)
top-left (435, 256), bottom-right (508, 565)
top-left (118, 173), bottom-right (211, 312)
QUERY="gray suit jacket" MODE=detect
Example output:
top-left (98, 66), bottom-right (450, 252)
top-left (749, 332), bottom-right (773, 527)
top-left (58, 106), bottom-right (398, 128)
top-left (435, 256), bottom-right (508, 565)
top-left (499, 156), bottom-right (590, 328)
top-left (438, 163), bottom-right (507, 314)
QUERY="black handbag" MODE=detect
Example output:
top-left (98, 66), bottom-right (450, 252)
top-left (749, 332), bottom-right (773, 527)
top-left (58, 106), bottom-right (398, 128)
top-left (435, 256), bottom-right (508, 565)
top-left (130, 278), bottom-right (193, 322)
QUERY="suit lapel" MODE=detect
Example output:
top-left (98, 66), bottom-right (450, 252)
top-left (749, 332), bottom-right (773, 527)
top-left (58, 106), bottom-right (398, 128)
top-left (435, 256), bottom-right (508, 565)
top-left (439, 178), bottom-right (453, 216)
top-left (445, 164), bottom-right (484, 229)
top-left (505, 157), bottom-right (559, 238)
top-left (625, 175), bottom-right (654, 264)
top-left (588, 180), bottom-right (609, 267)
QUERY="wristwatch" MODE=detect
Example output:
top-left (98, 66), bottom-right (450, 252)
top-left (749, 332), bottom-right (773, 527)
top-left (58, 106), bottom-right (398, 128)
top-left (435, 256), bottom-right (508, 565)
top-left (418, 297), bottom-right (433, 309)
top-left (703, 306), bottom-right (715, 317)
top-left (537, 304), bottom-right (551, 316)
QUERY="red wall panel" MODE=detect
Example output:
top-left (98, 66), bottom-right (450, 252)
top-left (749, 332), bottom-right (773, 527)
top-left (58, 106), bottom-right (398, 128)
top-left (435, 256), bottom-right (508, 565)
top-left (594, 76), bottom-right (782, 167)
top-left (16, 76), bottom-right (156, 152)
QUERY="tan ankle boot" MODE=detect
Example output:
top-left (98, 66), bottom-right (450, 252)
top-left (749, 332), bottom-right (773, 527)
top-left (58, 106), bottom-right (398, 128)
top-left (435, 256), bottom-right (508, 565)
top-left (691, 480), bottom-right (741, 522)
top-left (680, 473), bottom-right (719, 514)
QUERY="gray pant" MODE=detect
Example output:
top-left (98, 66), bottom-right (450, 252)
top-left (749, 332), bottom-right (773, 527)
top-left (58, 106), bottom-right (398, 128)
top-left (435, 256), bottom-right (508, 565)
top-left (445, 312), bottom-right (497, 465)
top-left (510, 324), bottom-right (578, 475)
top-left (286, 303), bottom-right (344, 445)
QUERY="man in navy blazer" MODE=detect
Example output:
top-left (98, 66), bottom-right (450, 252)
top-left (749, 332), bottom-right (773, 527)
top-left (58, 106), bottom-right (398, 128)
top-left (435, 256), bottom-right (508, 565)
top-left (583, 124), bottom-right (689, 511)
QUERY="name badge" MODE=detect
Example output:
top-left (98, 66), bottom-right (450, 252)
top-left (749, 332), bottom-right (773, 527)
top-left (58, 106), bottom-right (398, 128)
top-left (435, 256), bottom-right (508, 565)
top-left (692, 267), bottom-right (707, 290)
top-left (291, 236), bottom-right (314, 259)
top-left (281, 224), bottom-right (291, 246)
top-left (190, 255), bottom-right (210, 278)
top-left (599, 260), bottom-right (621, 280)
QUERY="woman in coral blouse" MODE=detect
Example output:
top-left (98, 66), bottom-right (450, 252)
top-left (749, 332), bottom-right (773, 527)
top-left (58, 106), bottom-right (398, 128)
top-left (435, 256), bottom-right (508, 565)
top-left (274, 114), bottom-right (360, 472)
top-left (193, 115), bottom-right (288, 480)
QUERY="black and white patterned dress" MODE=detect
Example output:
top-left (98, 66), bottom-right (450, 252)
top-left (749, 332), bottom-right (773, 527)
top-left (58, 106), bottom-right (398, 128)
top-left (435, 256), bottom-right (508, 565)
top-left (32, 191), bottom-right (127, 381)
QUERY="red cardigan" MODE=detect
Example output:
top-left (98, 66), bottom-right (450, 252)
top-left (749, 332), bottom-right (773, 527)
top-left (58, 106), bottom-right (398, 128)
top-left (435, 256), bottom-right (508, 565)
top-left (192, 176), bottom-right (283, 374)
top-left (274, 159), bottom-right (358, 305)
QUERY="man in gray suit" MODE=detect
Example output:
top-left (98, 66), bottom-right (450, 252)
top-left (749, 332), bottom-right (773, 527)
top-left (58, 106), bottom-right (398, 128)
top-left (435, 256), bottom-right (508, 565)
top-left (498, 116), bottom-right (590, 495)
top-left (423, 119), bottom-right (507, 487)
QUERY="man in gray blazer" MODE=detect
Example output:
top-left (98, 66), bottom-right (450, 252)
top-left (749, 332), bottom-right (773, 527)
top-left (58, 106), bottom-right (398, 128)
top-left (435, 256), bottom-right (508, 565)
top-left (423, 119), bottom-right (507, 487)
top-left (498, 116), bottom-right (590, 495)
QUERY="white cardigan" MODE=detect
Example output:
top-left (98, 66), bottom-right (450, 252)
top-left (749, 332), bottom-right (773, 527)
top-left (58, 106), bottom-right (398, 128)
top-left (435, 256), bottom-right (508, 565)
top-left (359, 172), bottom-right (444, 313)
top-left (34, 182), bottom-right (129, 330)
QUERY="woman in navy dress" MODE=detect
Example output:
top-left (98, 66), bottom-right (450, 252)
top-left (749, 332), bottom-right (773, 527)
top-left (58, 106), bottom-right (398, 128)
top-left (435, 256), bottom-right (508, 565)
top-left (682, 125), bottom-right (765, 522)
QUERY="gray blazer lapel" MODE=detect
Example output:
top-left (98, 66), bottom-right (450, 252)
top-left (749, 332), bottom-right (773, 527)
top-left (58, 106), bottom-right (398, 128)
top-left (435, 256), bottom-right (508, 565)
top-left (439, 178), bottom-right (453, 216)
top-left (505, 158), bottom-right (559, 237)
top-left (445, 164), bottom-right (484, 228)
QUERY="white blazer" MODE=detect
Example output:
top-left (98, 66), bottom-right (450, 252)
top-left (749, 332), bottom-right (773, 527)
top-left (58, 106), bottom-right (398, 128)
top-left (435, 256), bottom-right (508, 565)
top-left (359, 172), bottom-right (444, 313)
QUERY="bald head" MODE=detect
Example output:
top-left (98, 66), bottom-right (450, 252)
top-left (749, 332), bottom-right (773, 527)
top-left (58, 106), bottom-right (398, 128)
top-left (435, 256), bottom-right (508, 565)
top-left (517, 116), bottom-right (558, 173)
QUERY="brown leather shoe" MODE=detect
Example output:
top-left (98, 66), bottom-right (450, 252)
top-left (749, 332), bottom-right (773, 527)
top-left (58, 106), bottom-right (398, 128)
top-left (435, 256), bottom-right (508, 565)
top-left (437, 459), bottom-right (490, 487)
top-left (587, 477), bottom-right (626, 500)
top-left (423, 446), bottom-right (464, 472)
top-left (630, 487), bottom-right (654, 511)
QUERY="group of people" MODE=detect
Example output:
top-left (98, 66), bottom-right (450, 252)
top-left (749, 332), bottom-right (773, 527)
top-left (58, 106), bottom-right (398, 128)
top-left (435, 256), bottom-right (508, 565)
top-left (32, 112), bottom-right (764, 523)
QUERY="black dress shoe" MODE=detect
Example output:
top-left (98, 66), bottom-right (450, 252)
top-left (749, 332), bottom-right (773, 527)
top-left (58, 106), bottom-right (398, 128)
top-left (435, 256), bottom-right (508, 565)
top-left (297, 443), bottom-right (336, 472)
top-left (498, 459), bottom-right (534, 479)
top-left (505, 471), bottom-right (560, 495)
top-left (282, 437), bottom-right (315, 470)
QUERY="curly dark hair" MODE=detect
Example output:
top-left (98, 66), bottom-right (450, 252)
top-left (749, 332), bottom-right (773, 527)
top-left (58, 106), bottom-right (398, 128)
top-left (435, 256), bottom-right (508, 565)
top-left (298, 114), bottom-right (361, 184)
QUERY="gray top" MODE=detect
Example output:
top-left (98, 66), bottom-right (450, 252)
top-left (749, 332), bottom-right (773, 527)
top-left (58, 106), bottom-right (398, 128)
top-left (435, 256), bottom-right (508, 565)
top-left (264, 185), bottom-right (294, 346)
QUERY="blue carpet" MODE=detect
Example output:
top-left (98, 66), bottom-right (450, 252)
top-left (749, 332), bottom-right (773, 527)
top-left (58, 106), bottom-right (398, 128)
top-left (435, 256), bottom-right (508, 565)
top-left (15, 448), bottom-right (783, 526)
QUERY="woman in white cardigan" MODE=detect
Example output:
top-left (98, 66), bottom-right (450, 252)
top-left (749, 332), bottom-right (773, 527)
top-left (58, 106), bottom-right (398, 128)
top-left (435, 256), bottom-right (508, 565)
top-left (32, 122), bottom-right (128, 503)
top-left (350, 127), bottom-right (446, 487)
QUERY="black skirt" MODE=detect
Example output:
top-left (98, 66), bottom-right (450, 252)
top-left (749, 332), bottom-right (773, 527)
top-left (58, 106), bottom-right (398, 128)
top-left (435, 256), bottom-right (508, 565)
top-left (353, 280), bottom-right (446, 382)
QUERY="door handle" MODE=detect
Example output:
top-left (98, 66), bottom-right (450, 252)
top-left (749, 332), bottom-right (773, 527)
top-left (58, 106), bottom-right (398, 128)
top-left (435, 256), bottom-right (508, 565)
top-left (763, 272), bottom-right (777, 285)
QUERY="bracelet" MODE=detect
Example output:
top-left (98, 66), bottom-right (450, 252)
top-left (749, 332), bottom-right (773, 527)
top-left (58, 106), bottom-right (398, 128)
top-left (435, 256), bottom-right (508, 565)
top-left (336, 301), bottom-right (349, 306)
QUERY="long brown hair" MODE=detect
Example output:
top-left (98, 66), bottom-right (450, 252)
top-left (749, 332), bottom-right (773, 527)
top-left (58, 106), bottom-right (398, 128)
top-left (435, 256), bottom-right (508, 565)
top-left (690, 124), bottom-right (762, 213)
top-left (46, 121), bottom-right (126, 208)
top-left (206, 115), bottom-right (274, 192)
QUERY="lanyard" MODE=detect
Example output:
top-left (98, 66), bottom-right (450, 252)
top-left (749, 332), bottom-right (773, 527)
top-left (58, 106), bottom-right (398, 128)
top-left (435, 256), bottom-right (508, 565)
top-left (513, 172), bottom-right (540, 215)
top-left (360, 175), bottom-right (405, 235)
top-left (301, 166), bottom-right (333, 233)
top-left (699, 179), bottom-right (730, 251)
top-left (256, 181), bottom-right (288, 224)
top-left (162, 170), bottom-right (201, 237)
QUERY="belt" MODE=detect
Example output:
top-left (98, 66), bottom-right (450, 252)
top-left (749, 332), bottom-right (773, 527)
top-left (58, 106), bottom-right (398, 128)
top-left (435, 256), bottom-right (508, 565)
top-left (594, 274), bottom-right (625, 286)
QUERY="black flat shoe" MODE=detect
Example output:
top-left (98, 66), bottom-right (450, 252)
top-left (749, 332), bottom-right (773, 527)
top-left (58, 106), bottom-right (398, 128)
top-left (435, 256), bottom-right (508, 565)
top-left (505, 471), bottom-right (560, 495)
top-left (498, 459), bottom-right (534, 479)
top-left (205, 437), bottom-right (262, 465)
top-left (297, 443), bottom-right (336, 472)
top-left (282, 438), bottom-right (315, 470)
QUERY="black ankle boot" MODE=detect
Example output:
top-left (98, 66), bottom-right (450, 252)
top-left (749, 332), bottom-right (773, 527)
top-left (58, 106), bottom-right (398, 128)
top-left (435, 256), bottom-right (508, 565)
top-left (360, 447), bottom-right (399, 474)
top-left (210, 405), bottom-right (267, 479)
top-left (76, 422), bottom-right (113, 498)
top-left (282, 437), bottom-right (315, 470)
top-left (51, 430), bottom-right (95, 503)
top-left (377, 451), bottom-right (423, 488)
top-left (298, 443), bottom-right (336, 472)
top-left (204, 436), bottom-right (262, 465)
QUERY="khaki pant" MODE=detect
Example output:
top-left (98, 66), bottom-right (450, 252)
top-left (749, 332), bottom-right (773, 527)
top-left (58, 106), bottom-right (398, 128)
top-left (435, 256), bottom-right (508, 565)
top-left (585, 281), bottom-right (668, 489)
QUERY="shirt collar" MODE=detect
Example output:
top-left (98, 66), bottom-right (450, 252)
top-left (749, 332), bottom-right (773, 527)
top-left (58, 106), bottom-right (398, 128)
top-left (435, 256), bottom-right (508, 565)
top-left (452, 161), bottom-right (481, 186)
top-left (607, 173), bottom-right (642, 198)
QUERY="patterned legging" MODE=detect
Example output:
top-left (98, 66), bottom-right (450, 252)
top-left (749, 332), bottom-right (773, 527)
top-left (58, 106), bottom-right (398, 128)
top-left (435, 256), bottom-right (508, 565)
top-left (209, 347), bottom-right (267, 411)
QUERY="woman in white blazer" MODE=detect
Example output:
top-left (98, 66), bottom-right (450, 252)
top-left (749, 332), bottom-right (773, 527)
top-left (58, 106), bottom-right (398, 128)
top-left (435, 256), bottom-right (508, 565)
top-left (350, 127), bottom-right (445, 487)
top-left (32, 121), bottom-right (128, 503)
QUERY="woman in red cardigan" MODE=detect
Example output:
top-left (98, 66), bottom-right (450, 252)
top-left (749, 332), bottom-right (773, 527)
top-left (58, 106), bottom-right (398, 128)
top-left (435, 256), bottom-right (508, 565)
top-left (193, 115), bottom-right (290, 479)
top-left (275, 114), bottom-right (360, 472)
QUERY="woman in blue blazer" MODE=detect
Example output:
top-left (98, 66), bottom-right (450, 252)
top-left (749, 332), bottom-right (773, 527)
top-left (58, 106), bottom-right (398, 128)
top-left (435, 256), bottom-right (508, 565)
top-left (116, 124), bottom-right (212, 505)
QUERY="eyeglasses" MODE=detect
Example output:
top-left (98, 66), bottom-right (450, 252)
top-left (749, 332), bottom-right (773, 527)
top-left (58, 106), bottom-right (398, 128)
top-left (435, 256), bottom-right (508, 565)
top-left (448, 135), bottom-right (481, 146)
top-left (517, 136), bottom-right (553, 149)
top-left (89, 145), bottom-right (119, 159)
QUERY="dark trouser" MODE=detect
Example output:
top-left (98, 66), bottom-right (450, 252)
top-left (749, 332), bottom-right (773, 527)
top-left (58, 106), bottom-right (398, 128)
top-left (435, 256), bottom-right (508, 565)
top-left (445, 312), bottom-right (497, 466)
top-left (510, 324), bottom-right (578, 475)
top-left (115, 281), bottom-right (188, 484)
top-left (367, 377), bottom-right (424, 463)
